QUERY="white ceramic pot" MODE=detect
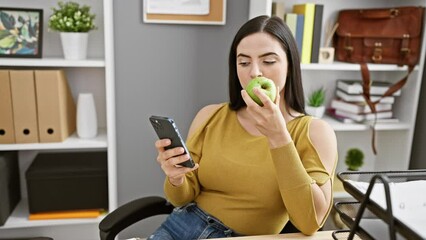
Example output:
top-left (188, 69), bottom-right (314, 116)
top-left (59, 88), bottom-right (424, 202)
top-left (76, 93), bottom-right (98, 139)
top-left (305, 105), bottom-right (326, 118)
top-left (60, 32), bottom-right (88, 60)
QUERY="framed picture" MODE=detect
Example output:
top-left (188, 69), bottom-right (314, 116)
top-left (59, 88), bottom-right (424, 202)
top-left (143, 0), bottom-right (226, 25)
top-left (0, 7), bottom-right (43, 58)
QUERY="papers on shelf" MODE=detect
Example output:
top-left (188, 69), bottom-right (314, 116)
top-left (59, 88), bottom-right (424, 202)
top-left (146, 0), bottom-right (210, 15)
top-left (346, 180), bottom-right (426, 238)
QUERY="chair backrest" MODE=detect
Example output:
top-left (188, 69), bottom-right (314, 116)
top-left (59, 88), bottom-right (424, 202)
top-left (99, 196), bottom-right (174, 240)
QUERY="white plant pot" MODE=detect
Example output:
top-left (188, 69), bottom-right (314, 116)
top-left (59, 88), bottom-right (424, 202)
top-left (305, 105), bottom-right (326, 118)
top-left (77, 93), bottom-right (98, 139)
top-left (60, 32), bottom-right (88, 60)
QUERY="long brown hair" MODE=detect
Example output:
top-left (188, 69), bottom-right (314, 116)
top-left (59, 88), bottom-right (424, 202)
top-left (228, 15), bottom-right (305, 114)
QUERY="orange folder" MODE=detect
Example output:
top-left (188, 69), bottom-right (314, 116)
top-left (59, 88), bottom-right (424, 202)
top-left (29, 209), bottom-right (102, 220)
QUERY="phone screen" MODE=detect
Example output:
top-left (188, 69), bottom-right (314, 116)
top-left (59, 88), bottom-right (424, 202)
top-left (149, 115), bottom-right (195, 168)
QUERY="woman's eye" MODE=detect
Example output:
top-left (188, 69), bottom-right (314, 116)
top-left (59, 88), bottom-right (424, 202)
top-left (238, 62), bottom-right (250, 66)
top-left (264, 60), bottom-right (276, 65)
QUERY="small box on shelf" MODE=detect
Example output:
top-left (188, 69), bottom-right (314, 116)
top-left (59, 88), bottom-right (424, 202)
top-left (26, 151), bottom-right (108, 214)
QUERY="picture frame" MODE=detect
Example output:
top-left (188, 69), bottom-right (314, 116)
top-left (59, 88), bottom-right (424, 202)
top-left (0, 7), bottom-right (43, 58)
top-left (143, 0), bottom-right (226, 25)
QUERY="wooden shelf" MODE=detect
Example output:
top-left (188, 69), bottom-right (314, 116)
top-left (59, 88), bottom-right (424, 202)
top-left (0, 58), bottom-right (105, 68)
top-left (0, 128), bottom-right (108, 151)
top-left (0, 199), bottom-right (105, 229)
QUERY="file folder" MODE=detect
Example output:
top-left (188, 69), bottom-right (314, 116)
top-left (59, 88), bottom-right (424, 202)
top-left (0, 70), bottom-right (15, 144)
top-left (34, 70), bottom-right (76, 142)
top-left (10, 70), bottom-right (39, 143)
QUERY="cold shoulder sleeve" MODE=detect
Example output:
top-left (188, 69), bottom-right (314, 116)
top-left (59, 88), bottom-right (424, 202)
top-left (270, 142), bottom-right (320, 235)
top-left (270, 116), bottom-right (336, 235)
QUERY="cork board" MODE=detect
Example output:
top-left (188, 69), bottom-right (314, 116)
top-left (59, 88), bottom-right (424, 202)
top-left (143, 0), bottom-right (226, 25)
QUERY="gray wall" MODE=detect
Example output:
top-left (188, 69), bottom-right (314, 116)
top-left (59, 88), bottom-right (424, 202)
top-left (113, 1), bottom-right (249, 238)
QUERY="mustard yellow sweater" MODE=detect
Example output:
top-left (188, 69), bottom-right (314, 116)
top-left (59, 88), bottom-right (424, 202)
top-left (164, 103), bottom-right (335, 235)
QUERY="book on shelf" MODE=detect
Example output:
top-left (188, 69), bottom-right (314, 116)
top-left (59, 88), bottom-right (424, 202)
top-left (337, 79), bottom-right (402, 96)
top-left (327, 108), bottom-right (399, 124)
top-left (335, 109), bottom-right (393, 122)
top-left (331, 99), bottom-right (392, 114)
top-left (272, 2), bottom-right (285, 19)
top-left (327, 108), bottom-right (355, 123)
top-left (285, 13), bottom-right (297, 37)
top-left (310, 4), bottom-right (323, 63)
top-left (284, 13), bottom-right (304, 56)
top-left (336, 90), bottom-right (395, 104)
top-left (292, 3), bottom-right (315, 64)
top-left (295, 14), bottom-right (304, 56)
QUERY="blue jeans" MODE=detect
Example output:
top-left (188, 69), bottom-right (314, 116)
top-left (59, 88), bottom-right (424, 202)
top-left (148, 203), bottom-right (241, 240)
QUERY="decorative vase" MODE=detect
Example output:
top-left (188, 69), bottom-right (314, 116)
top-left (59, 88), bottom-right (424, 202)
top-left (60, 32), bottom-right (88, 60)
top-left (305, 105), bottom-right (326, 118)
top-left (76, 93), bottom-right (97, 139)
top-left (318, 47), bottom-right (335, 64)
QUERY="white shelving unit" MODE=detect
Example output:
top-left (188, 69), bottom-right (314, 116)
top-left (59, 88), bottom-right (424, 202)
top-left (0, 0), bottom-right (116, 239)
top-left (249, 0), bottom-right (426, 198)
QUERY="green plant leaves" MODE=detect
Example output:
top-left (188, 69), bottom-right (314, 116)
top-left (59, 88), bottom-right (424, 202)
top-left (307, 87), bottom-right (326, 107)
top-left (345, 148), bottom-right (364, 171)
top-left (48, 1), bottom-right (97, 32)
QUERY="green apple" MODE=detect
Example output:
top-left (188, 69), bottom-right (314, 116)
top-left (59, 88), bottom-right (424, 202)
top-left (245, 77), bottom-right (277, 106)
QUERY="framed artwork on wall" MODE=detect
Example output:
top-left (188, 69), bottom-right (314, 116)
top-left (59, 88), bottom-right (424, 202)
top-left (0, 7), bottom-right (43, 58)
top-left (143, 0), bottom-right (226, 25)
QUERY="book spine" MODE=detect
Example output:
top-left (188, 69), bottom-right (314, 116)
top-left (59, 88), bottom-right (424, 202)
top-left (293, 3), bottom-right (315, 64)
top-left (311, 4), bottom-right (323, 63)
top-left (285, 13), bottom-right (297, 38)
top-left (295, 14), bottom-right (304, 57)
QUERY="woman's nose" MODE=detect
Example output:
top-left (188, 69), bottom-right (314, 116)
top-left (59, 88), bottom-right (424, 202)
top-left (250, 65), bottom-right (263, 78)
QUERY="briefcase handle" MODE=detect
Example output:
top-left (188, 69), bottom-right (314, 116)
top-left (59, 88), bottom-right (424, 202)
top-left (359, 8), bottom-right (399, 19)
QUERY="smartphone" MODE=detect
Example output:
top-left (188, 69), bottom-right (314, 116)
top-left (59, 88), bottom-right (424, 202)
top-left (149, 115), bottom-right (195, 168)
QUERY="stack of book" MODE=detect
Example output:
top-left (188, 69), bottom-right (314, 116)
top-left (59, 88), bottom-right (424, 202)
top-left (327, 79), bottom-right (401, 123)
top-left (272, 2), bottom-right (323, 64)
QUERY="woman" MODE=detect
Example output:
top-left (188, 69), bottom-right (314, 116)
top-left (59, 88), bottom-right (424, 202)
top-left (150, 15), bottom-right (337, 239)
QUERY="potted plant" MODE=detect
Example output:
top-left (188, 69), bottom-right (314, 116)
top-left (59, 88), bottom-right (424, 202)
top-left (345, 148), bottom-right (364, 171)
top-left (48, 1), bottom-right (97, 60)
top-left (305, 87), bottom-right (326, 118)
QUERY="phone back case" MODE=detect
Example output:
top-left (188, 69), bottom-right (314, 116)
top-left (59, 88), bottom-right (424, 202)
top-left (149, 116), bottom-right (195, 168)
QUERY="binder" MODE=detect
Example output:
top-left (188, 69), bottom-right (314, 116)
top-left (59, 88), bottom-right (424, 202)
top-left (34, 70), bottom-right (76, 143)
top-left (10, 70), bottom-right (39, 143)
top-left (311, 4), bottom-right (323, 63)
top-left (293, 3), bottom-right (315, 64)
top-left (0, 70), bottom-right (15, 144)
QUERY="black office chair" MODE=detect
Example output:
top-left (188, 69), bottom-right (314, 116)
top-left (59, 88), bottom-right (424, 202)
top-left (99, 196), bottom-right (300, 240)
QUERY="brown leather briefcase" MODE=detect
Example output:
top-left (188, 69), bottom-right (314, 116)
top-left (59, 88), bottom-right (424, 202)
top-left (334, 6), bottom-right (425, 66)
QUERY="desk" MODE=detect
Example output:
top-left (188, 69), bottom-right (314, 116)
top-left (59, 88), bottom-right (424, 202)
top-left (211, 230), bottom-right (335, 239)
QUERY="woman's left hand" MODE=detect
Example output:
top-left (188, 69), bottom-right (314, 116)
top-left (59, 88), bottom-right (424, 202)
top-left (241, 87), bottom-right (292, 148)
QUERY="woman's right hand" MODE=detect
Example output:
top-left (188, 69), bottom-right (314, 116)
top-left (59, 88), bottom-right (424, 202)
top-left (155, 139), bottom-right (199, 186)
